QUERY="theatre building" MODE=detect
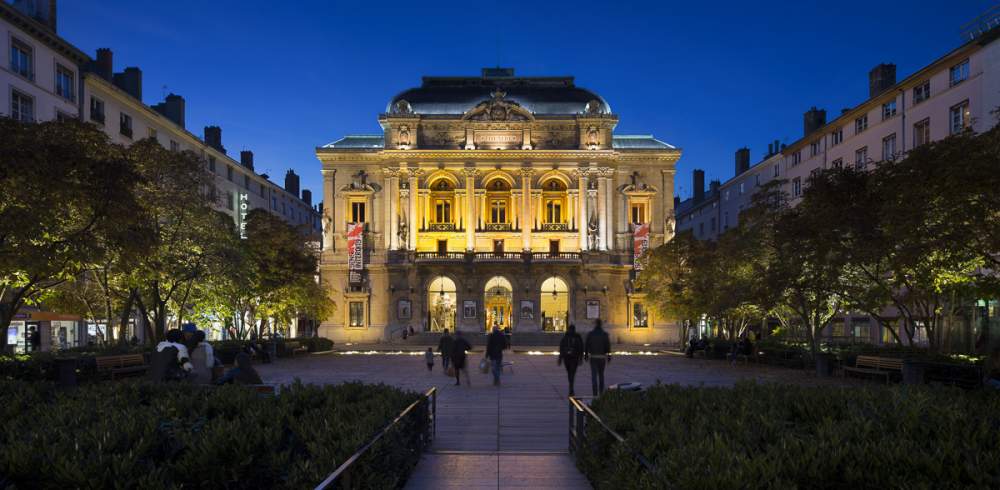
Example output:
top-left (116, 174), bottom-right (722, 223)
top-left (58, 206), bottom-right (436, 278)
top-left (317, 69), bottom-right (681, 344)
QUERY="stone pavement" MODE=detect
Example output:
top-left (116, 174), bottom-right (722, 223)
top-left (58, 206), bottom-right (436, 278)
top-left (258, 351), bottom-right (851, 489)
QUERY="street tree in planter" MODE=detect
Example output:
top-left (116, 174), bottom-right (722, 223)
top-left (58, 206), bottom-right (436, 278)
top-left (0, 119), bottom-right (140, 351)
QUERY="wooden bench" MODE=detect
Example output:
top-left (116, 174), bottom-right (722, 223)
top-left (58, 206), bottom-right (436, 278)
top-left (842, 355), bottom-right (902, 384)
top-left (284, 341), bottom-right (308, 357)
top-left (96, 354), bottom-right (148, 380)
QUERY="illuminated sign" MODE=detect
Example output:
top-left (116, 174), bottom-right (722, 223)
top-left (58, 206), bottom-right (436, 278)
top-left (236, 192), bottom-right (249, 239)
top-left (632, 222), bottom-right (649, 271)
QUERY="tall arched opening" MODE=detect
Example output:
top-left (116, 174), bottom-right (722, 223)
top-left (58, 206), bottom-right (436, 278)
top-left (427, 276), bottom-right (456, 332)
top-left (484, 276), bottom-right (513, 331)
top-left (540, 276), bottom-right (569, 332)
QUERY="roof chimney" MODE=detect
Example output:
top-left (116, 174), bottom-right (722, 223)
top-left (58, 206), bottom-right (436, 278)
top-left (94, 48), bottom-right (113, 81)
top-left (302, 189), bottom-right (313, 206)
top-left (709, 179), bottom-right (720, 194)
top-left (803, 107), bottom-right (826, 136)
top-left (869, 63), bottom-right (896, 98)
top-left (693, 169), bottom-right (705, 203)
top-left (112, 67), bottom-right (142, 100)
top-left (240, 150), bottom-right (254, 170)
top-left (152, 93), bottom-right (185, 128)
top-left (47, 0), bottom-right (56, 31)
top-left (284, 169), bottom-right (300, 197)
top-left (204, 126), bottom-right (225, 153)
top-left (735, 147), bottom-right (750, 175)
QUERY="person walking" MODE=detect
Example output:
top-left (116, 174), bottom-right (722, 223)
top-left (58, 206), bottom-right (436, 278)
top-left (425, 347), bottom-right (435, 371)
top-left (584, 319), bottom-right (611, 396)
top-left (558, 324), bottom-right (584, 396)
top-left (485, 326), bottom-right (507, 386)
top-left (438, 329), bottom-right (454, 374)
top-left (450, 330), bottom-right (472, 386)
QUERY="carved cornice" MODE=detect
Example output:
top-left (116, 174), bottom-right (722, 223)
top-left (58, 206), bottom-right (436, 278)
top-left (596, 167), bottom-right (616, 178)
top-left (518, 168), bottom-right (535, 178)
top-left (381, 167), bottom-right (401, 178)
top-left (404, 168), bottom-right (424, 179)
top-left (461, 167), bottom-right (480, 178)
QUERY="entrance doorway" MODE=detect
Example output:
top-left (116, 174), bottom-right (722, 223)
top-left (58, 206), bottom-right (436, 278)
top-left (436, 240), bottom-right (448, 256)
top-left (540, 276), bottom-right (569, 332)
top-left (427, 276), bottom-right (456, 332)
top-left (484, 276), bottom-right (513, 331)
top-left (493, 239), bottom-right (504, 255)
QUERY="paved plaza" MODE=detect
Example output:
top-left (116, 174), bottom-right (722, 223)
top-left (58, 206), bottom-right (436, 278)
top-left (258, 351), bottom-right (850, 489)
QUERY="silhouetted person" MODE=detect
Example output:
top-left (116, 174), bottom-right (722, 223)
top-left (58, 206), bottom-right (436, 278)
top-left (585, 319), bottom-right (611, 396)
top-left (438, 329), bottom-right (454, 373)
top-left (558, 324), bottom-right (584, 396)
top-left (450, 330), bottom-right (472, 386)
top-left (485, 326), bottom-right (507, 386)
top-left (216, 352), bottom-right (263, 385)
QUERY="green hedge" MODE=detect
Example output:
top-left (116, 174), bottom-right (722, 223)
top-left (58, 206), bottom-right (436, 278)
top-left (0, 380), bottom-right (425, 488)
top-left (578, 382), bottom-right (1000, 489)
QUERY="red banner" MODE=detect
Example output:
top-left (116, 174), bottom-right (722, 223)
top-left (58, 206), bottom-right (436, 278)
top-left (347, 223), bottom-right (364, 283)
top-left (633, 222), bottom-right (650, 271)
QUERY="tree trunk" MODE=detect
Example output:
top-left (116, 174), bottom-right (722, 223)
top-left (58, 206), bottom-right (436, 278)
top-left (118, 291), bottom-right (135, 344)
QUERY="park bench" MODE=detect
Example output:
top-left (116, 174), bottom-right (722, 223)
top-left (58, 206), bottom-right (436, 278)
top-left (284, 341), bottom-right (308, 357)
top-left (96, 353), bottom-right (148, 380)
top-left (842, 355), bottom-right (902, 384)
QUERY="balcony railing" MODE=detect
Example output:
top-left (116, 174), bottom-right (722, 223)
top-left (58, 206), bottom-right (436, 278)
top-left (474, 251), bottom-right (523, 262)
top-left (483, 223), bottom-right (513, 231)
top-left (532, 252), bottom-right (581, 262)
top-left (414, 251), bottom-right (466, 261)
top-left (539, 223), bottom-right (570, 232)
top-left (406, 251), bottom-right (584, 264)
top-left (425, 223), bottom-right (457, 232)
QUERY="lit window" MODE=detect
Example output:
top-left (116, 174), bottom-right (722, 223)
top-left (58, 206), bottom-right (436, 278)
top-left (632, 303), bottom-right (648, 328)
top-left (354, 201), bottom-right (369, 223)
top-left (913, 118), bottom-right (930, 147)
top-left (489, 199), bottom-right (507, 223)
top-left (881, 100), bottom-right (896, 120)
top-left (545, 200), bottom-right (562, 223)
top-left (855, 147), bottom-right (868, 169)
top-left (630, 202), bottom-right (646, 224)
top-left (913, 81), bottom-right (930, 104)
top-left (854, 115), bottom-right (868, 134)
top-left (882, 134), bottom-right (896, 161)
top-left (349, 302), bottom-right (364, 327)
top-left (434, 200), bottom-right (451, 223)
top-left (9, 38), bottom-right (32, 79)
top-left (950, 60), bottom-right (969, 86)
top-left (10, 90), bottom-right (34, 123)
top-left (950, 100), bottom-right (970, 134)
top-left (55, 64), bottom-right (75, 101)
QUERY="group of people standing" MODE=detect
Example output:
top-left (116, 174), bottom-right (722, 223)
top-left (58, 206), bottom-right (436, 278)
top-left (427, 320), bottom-right (612, 396)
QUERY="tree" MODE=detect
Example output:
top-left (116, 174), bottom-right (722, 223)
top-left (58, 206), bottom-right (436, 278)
top-left (0, 119), bottom-right (139, 350)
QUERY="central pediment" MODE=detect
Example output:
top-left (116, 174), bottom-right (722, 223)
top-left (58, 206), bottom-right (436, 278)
top-left (462, 90), bottom-right (535, 122)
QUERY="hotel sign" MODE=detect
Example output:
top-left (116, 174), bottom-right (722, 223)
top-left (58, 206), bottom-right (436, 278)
top-left (474, 130), bottom-right (522, 149)
top-left (236, 192), bottom-right (249, 239)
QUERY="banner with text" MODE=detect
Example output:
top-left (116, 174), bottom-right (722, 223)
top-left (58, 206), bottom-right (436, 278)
top-left (632, 222), bottom-right (650, 271)
top-left (347, 222), bottom-right (364, 284)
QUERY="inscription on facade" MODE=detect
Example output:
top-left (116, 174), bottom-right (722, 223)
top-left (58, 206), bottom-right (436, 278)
top-left (474, 130), bottom-right (522, 148)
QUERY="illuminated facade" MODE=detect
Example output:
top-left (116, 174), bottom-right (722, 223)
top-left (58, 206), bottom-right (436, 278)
top-left (317, 69), bottom-right (681, 343)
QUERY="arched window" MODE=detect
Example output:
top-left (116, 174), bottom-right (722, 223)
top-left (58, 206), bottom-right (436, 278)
top-left (427, 276), bottom-right (456, 332)
top-left (540, 276), bottom-right (569, 332)
top-left (541, 179), bottom-right (568, 229)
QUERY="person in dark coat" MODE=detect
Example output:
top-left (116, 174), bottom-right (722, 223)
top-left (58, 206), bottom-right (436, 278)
top-left (558, 324), bottom-right (585, 396)
top-left (485, 326), bottom-right (507, 386)
top-left (438, 329), bottom-right (455, 373)
top-left (584, 319), bottom-right (612, 396)
top-left (216, 352), bottom-right (263, 385)
top-left (450, 330), bottom-right (472, 386)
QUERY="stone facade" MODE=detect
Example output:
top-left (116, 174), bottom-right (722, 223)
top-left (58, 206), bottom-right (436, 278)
top-left (317, 69), bottom-right (681, 344)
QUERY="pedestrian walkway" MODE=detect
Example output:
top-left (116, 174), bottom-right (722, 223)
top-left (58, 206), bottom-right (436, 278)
top-left (258, 349), bottom-right (851, 488)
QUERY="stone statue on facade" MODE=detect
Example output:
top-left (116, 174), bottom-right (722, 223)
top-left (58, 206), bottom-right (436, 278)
top-left (587, 214), bottom-right (599, 251)
top-left (397, 214), bottom-right (408, 247)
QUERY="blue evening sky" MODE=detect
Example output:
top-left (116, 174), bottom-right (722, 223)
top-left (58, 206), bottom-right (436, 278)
top-left (60, 1), bottom-right (994, 200)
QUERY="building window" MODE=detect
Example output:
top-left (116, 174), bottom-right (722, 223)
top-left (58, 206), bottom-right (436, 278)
top-left (950, 100), bottom-right (970, 134)
top-left (950, 59), bottom-right (969, 86)
top-left (9, 38), bottom-right (32, 79)
top-left (351, 201), bottom-right (366, 223)
top-left (710, 216), bottom-right (716, 231)
top-left (489, 199), bottom-right (507, 223)
top-left (854, 114), bottom-right (868, 134)
top-left (772, 164), bottom-right (779, 177)
top-left (226, 192), bottom-right (234, 210)
top-left (545, 199), bottom-right (563, 223)
top-left (810, 141), bottom-right (820, 157)
top-left (148, 127), bottom-right (158, 140)
top-left (831, 158), bottom-right (843, 169)
top-left (913, 118), bottom-right (931, 147)
top-left (792, 177), bottom-right (802, 197)
top-left (244, 175), bottom-right (250, 189)
top-left (632, 303), bottom-right (649, 328)
top-left (739, 182), bottom-right (745, 194)
top-left (854, 147), bottom-right (868, 169)
top-left (882, 133), bottom-right (897, 161)
top-left (227, 165), bottom-right (234, 181)
top-left (208, 156), bottom-right (216, 172)
top-left (881, 100), bottom-right (896, 120)
top-left (271, 196), bottom-right (277, 210)
top-left (348, 302), bottom-right (364, 327)
top-left (89, 97), bottom-right (105, 124)
top-left (790, 151), bottom-right (801, 166)
top-left (630, 202), bottom-right (646, 224)
top-left (170, 140), bottom-right (179, 152)
top-left (724, 190), bottom-right (729, 201)
top-left (831, 128), bottom-right (843, 146)
top-left (913, 81), bottom-right (930, 104)
top-left (433, 200), bottom-right (451, 223)
top-left (119, 113), bottom-right (133, 138)
top-left (55, 64), bottom-right (75, 101)
top-left (10, 90), bottom-right (34, 123)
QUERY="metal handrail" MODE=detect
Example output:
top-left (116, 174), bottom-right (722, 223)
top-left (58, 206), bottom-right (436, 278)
top-left (315, 387), bottom-right (437, 489)
top-left (533, 252), bottom-right (581, 261)
top-left (568, 396), bottom-right (654, 471)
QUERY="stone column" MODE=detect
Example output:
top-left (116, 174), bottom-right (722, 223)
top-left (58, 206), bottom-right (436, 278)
top-left (383, 167), bottom-right (399, 250)
top-left (463, 167), bottom-right (478, 251)
top-left (601, 168), bottom-right (615, 251)
top-left (520, 168), bottom-right (533, 251)
top-left (321, 169), bottom-right (336, 252)
top-left (597, 169), bottom-right (608, 251)
top-left (407, 169), bottom-right (421, 250)
top-left (577, 169), bottom-right (588, 251)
